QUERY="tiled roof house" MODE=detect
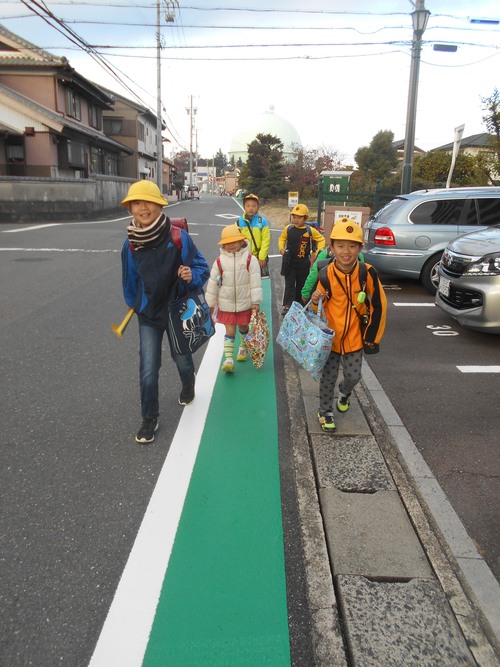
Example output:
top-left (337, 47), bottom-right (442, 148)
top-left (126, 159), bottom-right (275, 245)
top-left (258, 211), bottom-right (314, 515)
top-left (0, 24), bottom-right (132, 178)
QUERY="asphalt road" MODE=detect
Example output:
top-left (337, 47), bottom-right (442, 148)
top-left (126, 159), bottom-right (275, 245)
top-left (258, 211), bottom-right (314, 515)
top-left (3, 195), bottom-right (498, 666)
top-left (367, 273), bottom-right (500, 584)
top-left (0, 195), bottom-right (311, 667)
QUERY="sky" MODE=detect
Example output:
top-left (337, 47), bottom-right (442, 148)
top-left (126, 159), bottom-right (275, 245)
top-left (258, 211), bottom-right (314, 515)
top-left (1, 0), bottom-right (499, 165)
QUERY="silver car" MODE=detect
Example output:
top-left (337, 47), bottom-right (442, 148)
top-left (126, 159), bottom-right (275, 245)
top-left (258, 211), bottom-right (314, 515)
top-left (435, 225), bottom-right (500, 334)
top-left (362, 187), bottom-right (500, 294)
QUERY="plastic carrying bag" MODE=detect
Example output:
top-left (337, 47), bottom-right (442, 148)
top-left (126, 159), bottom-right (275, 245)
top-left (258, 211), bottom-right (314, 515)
top-left (276, 299), bottom-right (334, 381)
top-left (245, 310), bottom-right (270, 369)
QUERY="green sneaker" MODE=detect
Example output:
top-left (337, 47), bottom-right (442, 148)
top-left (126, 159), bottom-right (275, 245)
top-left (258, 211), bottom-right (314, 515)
top-left (318, 412), bottom-right (336, 433)
top-left (337, 394), bottom-right (351, 413)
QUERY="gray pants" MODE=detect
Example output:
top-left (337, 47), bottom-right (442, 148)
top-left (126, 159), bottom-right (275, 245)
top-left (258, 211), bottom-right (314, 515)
top-left (319, 349), bottom-right (363, 415)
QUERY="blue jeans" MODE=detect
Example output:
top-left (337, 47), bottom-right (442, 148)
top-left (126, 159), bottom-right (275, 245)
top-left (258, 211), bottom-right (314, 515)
top-left (139, 324), bottom-right (195, 419)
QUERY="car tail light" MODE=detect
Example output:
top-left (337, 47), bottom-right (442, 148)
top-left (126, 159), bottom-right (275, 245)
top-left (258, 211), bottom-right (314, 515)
top-left (374, 227), bottom-right (396, 245)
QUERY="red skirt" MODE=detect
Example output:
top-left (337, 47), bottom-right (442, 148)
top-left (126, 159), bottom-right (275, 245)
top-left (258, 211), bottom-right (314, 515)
top-left (217, 309), bottom-right (252, 326)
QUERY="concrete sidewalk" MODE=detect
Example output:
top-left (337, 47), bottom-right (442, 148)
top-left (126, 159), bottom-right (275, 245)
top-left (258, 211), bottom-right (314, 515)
top-left (283, 350), bottom-right (500, 667)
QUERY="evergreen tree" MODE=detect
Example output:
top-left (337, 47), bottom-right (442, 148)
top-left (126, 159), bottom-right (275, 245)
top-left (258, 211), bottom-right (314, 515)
top-left (238, 133), bottom-right (286, 197)
top-left (214, 148), bottom-right (227, 176)
top-left (481, 88), bottom-right (500, 185)
top-left (355, 130), bottom-right (398, 180)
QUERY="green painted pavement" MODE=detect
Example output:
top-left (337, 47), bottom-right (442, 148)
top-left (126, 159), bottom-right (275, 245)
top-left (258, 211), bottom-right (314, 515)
top-left (142, 281), bottom-right (291, 666)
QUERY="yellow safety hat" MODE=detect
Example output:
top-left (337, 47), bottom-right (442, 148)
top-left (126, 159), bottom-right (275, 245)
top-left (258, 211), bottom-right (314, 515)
top-left (121, 180), bottom-right (168, 207)
top-left (243, 193), bottom-right (260, 203)
top-left (218, 224), bottom-right (247, 245)
top-left (291, 204), bottom-right (309, 217)
top-left (330, 218), bottom-right (363, 244)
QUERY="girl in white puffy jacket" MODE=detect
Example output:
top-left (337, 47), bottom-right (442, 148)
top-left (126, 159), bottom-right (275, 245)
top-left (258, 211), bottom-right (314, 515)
top-left (205, 224), bottom-right (263, 373)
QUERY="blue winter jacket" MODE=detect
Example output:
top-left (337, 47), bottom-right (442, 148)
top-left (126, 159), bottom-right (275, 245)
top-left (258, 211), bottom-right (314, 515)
top-left (122, 224), bottom-right (210, 329)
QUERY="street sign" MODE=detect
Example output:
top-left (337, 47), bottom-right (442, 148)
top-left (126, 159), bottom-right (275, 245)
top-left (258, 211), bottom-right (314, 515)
top-left (334, 210), bottom-right (362, 225)
top-left (288, 191), bottom-right (298, 207)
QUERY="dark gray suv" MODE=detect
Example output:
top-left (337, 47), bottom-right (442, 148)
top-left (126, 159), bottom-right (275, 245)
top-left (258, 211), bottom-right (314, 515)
top-left (362, 187), bottom-right (500, 293)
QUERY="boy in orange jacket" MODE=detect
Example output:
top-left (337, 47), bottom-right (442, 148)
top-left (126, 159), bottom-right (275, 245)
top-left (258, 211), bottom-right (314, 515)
top-left (311, 219), bottom-right (386, 432)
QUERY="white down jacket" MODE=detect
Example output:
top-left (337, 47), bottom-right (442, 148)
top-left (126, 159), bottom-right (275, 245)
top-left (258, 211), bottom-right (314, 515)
top-left (205, 245), bottom-right (263, 312)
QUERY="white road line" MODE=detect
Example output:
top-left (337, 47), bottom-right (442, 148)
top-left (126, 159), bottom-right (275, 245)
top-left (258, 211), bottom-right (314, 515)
top-left (457, 366), bottom-right (500, 373)
top-left (3, 223), bottom-right (62, 233)
top-left (88, 326), bottom-right (224, 667)
top-left (393, 302), bottom-right (436, 307)
top-left (2, 206), bottom-right (182, 234)
top-left (0, 248), bottom-right (119, 253)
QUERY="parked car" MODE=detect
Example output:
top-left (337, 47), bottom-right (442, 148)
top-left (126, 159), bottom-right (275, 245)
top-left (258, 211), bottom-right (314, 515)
top-left (435, 225), bottom-right (500, 334)
top-left (362, 187), bottom-right (500, 294)
top-left (188, 185), bottom-right (200, 200)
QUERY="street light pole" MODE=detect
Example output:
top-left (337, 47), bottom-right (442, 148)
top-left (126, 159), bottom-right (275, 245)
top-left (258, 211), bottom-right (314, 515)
top-left (401, 0), bottom-right (430, 195)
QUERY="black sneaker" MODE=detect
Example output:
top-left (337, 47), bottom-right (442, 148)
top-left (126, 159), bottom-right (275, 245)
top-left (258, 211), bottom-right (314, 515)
top-left (136, 418), bottom-right (158, 444)
top-left (178, 382), bottom-right (195, 406)
top-left (318, 412), bottom-right (336, 432)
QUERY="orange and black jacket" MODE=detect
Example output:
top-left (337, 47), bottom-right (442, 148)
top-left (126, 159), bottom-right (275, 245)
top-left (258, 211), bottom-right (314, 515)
top-left (314, 260), bottom-right (387, 354)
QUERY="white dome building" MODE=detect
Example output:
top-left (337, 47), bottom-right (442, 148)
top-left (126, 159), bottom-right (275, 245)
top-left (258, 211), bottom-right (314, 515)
top-left (229, 106), bottom-right (302, 164)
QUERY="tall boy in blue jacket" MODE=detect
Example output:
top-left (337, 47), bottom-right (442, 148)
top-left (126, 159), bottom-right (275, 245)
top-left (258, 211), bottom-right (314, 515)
top-left (121, 181), bottom-right (210, 444)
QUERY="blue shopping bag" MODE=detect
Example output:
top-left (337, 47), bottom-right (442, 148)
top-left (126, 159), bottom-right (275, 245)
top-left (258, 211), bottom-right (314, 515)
top-left (276, 300), bottom-right (334, 381)
top-left (167, 288), bottom-right (215, 355)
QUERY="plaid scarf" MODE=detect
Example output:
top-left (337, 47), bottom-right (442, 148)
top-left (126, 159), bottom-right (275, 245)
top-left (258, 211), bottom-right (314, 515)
top-left (127, 213), bottom-right (169, 250)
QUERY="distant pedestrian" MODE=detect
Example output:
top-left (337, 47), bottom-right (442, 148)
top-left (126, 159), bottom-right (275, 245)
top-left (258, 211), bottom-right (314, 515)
top-left (278, 204), bottom-right (325, 316)
top-left (205, 225), bottom-right (263, 373)
top-left (237, 193), bottom-right (271, 278)
top-left (310, 220), bottom-right (387, 433)
top-left (120, 180), bottom-right (210, 444)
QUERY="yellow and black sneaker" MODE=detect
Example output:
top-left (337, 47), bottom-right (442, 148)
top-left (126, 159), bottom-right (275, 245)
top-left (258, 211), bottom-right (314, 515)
top-left (337, 393), bottom-right (351, 413)
top-left (318, 412), bottom-right (336, 433)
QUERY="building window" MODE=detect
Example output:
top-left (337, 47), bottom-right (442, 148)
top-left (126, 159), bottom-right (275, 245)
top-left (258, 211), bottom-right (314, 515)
top-left (68, 140), bottom-right (86, 167)
top-left (89, 104), bottom-right (102, 130)
top-left (138, 122), bottom-right (145, 142)
top-left (6, 137), bottom-right (25, 176)
top-left (105, 154), bottom-right (121, 176)
top-left (103, 118), bottom-right (123, 135)
top-left (65, 88), bottom-right (81, 121)
top-left (91, 146), bottom-right (122, 176)
top-left (91, 147), bottom-right (103, 174)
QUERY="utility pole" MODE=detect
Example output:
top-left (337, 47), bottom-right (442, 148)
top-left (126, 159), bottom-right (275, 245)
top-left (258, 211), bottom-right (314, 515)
top-left (401, 0), bottom-right (430, 194)
top-left (186, 96), bottom-right (197, 189)
top-left (195, 129), bottom-right (198, 189)
top-left (155, 2), bottom-right (178, 192)
top-left (156, 0), bottom-right (162, 191)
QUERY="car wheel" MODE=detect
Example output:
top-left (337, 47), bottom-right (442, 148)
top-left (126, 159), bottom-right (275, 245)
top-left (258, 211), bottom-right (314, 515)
top-left (421, 253), bottom-right (442, 295)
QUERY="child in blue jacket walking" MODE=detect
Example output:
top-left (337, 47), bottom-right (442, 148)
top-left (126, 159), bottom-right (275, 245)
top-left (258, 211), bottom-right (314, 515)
top-left (121, 180), bottom-right (209, 444)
